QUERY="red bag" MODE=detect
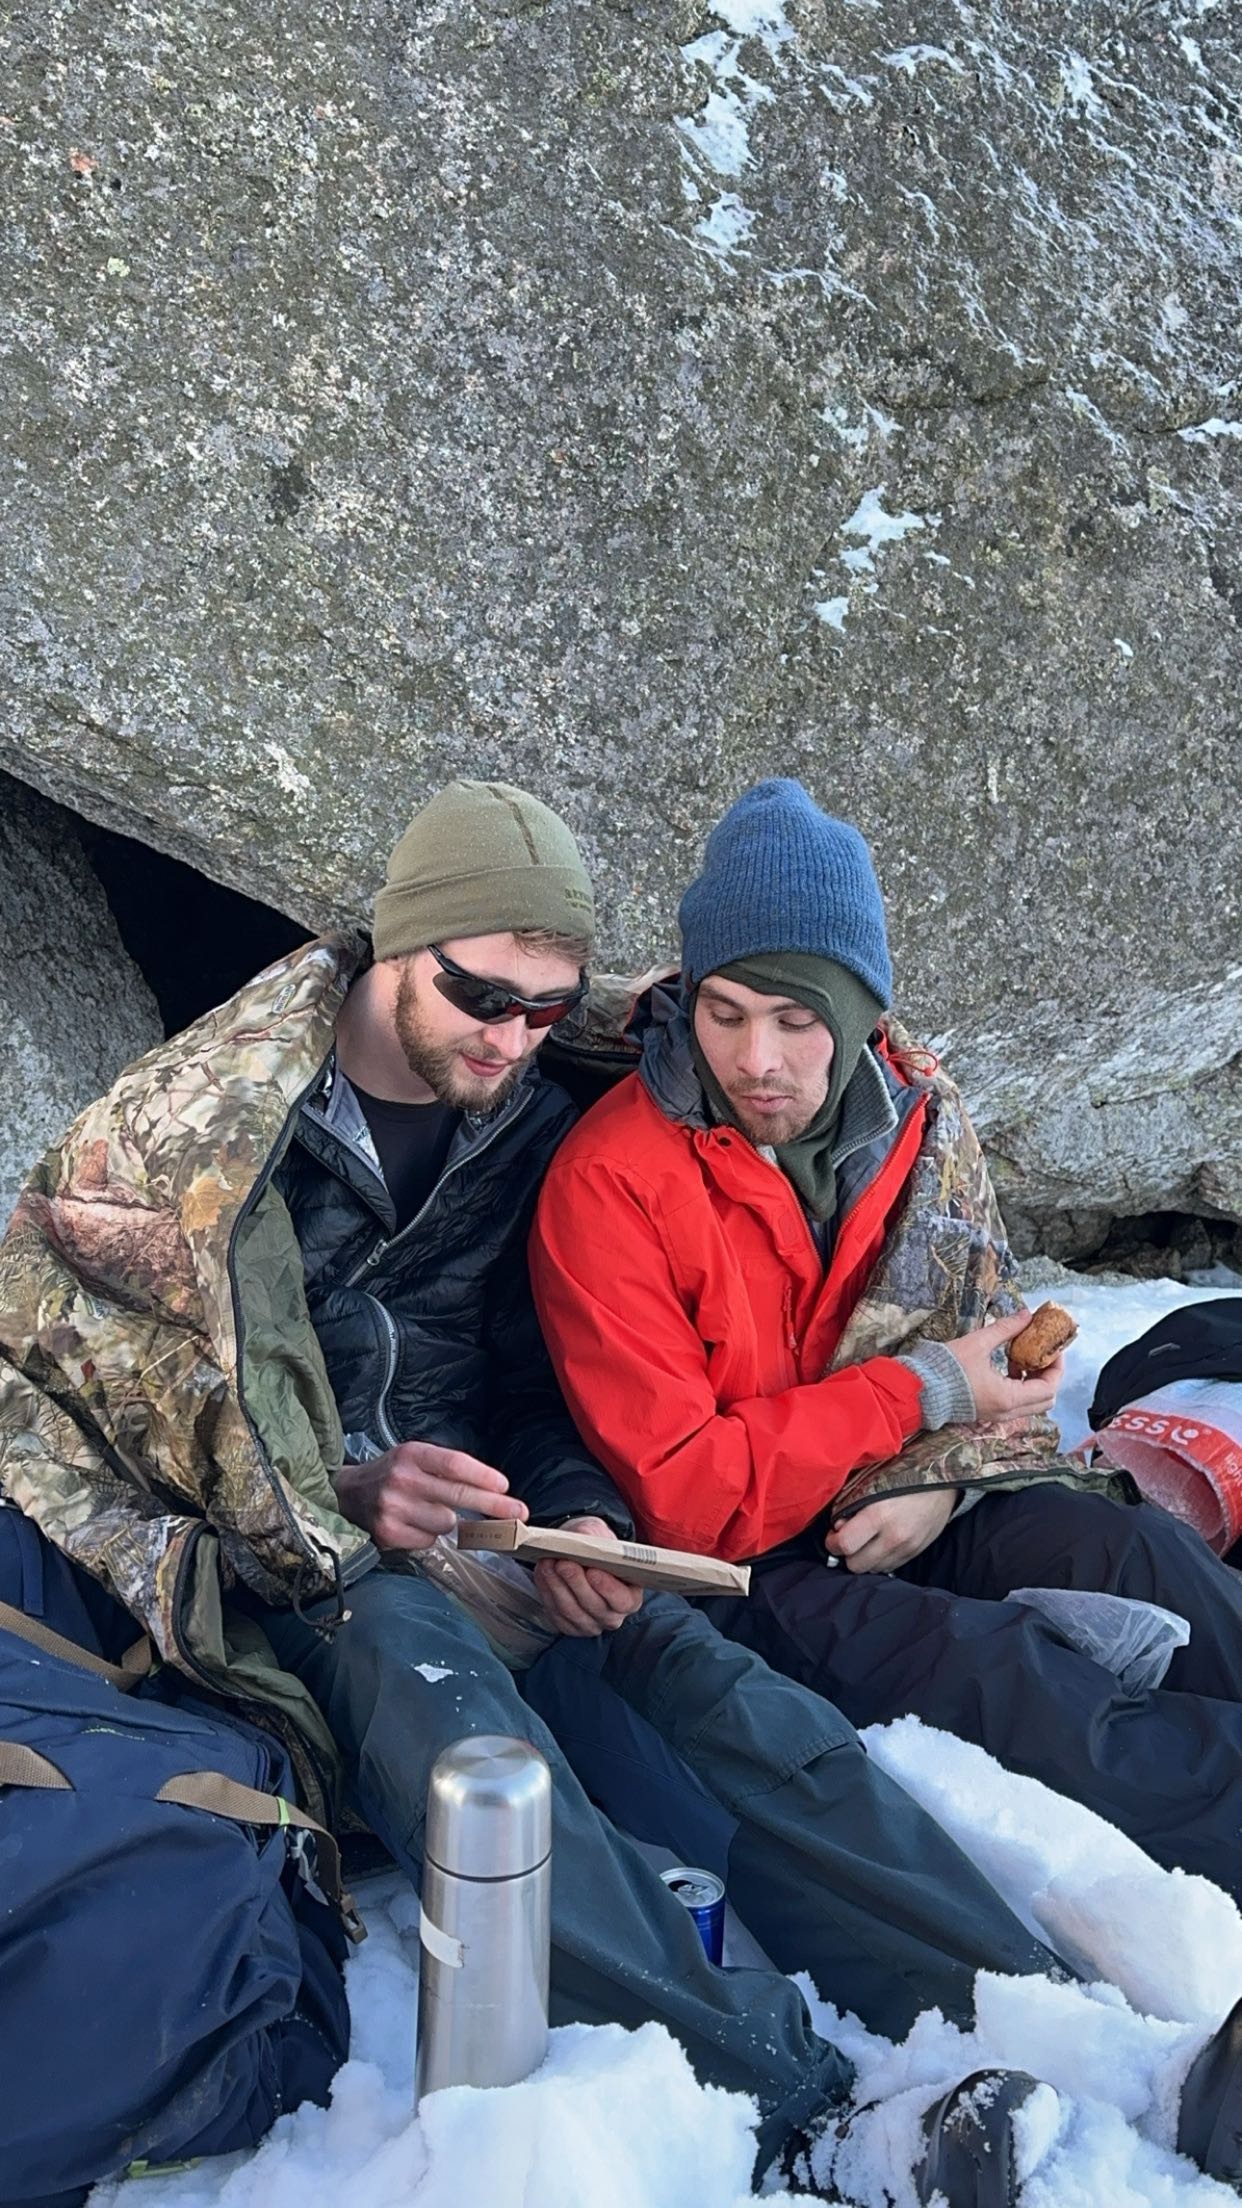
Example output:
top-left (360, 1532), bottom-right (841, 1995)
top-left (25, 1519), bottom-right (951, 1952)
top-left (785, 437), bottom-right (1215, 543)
top-left (1094, 1378), bottom-right (1242, 1553)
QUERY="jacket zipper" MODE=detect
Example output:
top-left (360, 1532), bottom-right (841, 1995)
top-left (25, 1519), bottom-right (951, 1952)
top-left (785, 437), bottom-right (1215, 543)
top-left (780, 1282), bottom-right (799, 1384)
top-left (368, 1296), bottom-right (401, 1451)
top-left (342, 1087), bottom-right (532, 1291)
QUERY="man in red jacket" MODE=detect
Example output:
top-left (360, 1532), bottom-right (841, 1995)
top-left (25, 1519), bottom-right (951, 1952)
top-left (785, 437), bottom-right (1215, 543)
top-left (531, 777), bottom-right (1242, 1898)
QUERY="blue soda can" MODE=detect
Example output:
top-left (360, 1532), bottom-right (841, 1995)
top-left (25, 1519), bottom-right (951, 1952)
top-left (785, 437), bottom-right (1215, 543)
top-left (660, 1865), bottom-right (725, 1965)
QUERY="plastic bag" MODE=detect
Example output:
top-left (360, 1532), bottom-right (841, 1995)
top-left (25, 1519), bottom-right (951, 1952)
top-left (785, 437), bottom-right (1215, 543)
top-left (1090, 1377), bottom-right (1242, 1555)
top-left (409, 1534), bottom-right (559, 1670)
top-left (1007, 1586), bottom-right (1190, 1695)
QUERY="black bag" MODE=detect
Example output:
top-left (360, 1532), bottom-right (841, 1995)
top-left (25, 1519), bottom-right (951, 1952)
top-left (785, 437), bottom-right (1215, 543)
top-left (1088, 1297), bottom-right (1242, 1432)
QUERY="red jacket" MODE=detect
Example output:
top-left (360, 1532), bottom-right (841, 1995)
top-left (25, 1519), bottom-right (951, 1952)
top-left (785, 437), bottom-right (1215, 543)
top-left (530, 1048), bottom-right (931, 1562)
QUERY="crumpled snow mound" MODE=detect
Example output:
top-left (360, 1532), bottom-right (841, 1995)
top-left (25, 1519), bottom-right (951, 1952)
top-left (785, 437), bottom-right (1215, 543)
top-left (93, 1272), bottom-right (1242, 2207)
top-left (865, 1715), bottom-right (1242, 2028)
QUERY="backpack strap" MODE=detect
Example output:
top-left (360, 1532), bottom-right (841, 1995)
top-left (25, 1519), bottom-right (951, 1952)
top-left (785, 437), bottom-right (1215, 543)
top-left (0, 1742), bottom-right (73, 1790)
top-left (0, 1599), bottom-right (153, 1692)
top-left (0, 1743), bottom-right (366, 1944)
top-left (156, 1770), bottom-right (366, 1944)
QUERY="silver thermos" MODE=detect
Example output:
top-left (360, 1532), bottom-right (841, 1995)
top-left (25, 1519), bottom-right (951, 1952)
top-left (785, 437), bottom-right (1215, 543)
top-left (415, 1734), bottom-right (552, 2103)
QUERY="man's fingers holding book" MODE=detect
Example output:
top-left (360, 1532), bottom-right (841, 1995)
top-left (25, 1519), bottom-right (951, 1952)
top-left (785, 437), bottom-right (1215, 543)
top-left (534, 1516), bottom-right (644, 1636)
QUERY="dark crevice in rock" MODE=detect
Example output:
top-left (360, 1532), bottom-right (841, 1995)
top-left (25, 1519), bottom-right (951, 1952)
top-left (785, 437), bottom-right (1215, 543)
top-left (72, 813), bottom-right (309, 1037)
top-left (1042, 1207), bottom-right (1242, 1285)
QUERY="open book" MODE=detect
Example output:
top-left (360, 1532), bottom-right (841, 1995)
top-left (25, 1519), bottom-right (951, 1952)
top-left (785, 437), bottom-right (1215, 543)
top-left (457, 1520), bottom-right (751, 1597)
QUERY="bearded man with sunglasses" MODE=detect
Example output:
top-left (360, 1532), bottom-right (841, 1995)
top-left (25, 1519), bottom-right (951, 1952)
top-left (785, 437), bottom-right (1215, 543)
top-left (13, 776), bottom-right (1242, 2206)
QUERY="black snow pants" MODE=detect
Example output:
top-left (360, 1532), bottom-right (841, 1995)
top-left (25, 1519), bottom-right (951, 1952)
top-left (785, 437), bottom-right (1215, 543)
top-left (703, 1487), bottom-right (1242, 1904)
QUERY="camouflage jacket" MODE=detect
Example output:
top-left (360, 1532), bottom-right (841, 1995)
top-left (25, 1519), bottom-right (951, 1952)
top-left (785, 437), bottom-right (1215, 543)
top-left (0, 937), bottom-right (377, 1803)
top-left (826, 1020), bottom-right (1125, 1520)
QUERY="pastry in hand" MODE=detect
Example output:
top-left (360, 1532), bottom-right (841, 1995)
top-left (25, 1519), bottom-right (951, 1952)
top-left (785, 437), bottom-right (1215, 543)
top-left (1008, 1301), bottom-right (1078, 1378)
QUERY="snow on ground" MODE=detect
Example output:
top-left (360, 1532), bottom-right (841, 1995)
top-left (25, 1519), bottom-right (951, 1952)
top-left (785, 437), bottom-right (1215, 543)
top-left (92, 1894), bottom-right (765, 2208)
top-left (96, 1273), bottom-right (1242, 2208)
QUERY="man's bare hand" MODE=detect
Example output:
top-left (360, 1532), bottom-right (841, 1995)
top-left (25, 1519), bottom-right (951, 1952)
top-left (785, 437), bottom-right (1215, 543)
top-left (335, 1442), bottom-right (528, 1553)
top-left (945, 1310), bottom-right (1066, 1423)
top-left (824, 1488), bottom-right (959, 1575)
top-left (532, 1516), bottom-right (644, 1639)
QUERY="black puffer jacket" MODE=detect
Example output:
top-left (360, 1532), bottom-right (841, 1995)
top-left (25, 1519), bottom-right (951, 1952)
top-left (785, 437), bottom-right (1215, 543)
top-left (274, 1054), bottom-right (631, 1533)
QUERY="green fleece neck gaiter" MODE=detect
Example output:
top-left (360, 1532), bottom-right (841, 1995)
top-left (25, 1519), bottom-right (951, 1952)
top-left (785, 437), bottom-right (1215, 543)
top-left (691, 953), bottom-right (883, 1222)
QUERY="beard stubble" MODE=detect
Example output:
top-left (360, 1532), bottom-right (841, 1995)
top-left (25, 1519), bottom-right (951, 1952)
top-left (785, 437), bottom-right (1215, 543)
top-left (394, 963), bottom-right (531, 1115)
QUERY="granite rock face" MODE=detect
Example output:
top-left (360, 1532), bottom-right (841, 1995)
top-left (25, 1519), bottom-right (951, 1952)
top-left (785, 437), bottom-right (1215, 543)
top-left (950, 965), bottom-right (1242, 1259)
top-left (0, 0), bottom-right (1238, 1249)
top-left (0, 781), bottom-right (163, 1227)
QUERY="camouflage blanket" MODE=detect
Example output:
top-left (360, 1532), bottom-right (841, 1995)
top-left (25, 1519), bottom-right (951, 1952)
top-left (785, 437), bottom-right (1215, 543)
top-left (0, 936), bottom-right (374, 1801)
top-left (827, 1021), bottom-right (1124, 1522)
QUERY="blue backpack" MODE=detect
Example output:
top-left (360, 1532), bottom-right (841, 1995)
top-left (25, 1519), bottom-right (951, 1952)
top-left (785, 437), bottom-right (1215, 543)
top-left (0, 1509), bottom-right (358, 2207)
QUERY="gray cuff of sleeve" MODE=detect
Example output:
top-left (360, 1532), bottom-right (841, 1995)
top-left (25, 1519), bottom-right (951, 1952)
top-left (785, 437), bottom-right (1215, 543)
top-left (897, 1342), bottom-right (977, 1431)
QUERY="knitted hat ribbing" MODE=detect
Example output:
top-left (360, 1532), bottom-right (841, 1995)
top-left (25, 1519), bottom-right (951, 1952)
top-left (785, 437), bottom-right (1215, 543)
top-left (678, 779), bottom-right (892, 1004)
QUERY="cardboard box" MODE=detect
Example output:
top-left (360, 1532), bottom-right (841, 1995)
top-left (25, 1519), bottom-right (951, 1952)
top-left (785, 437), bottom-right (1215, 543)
top-left (457, 1520), bottom-right (751, 1597)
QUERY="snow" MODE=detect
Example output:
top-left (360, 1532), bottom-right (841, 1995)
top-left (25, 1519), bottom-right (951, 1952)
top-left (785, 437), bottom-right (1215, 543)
top-left (879, 44), bottom-right (964, 77)
top-left (674, 0), bottom-right (791, 261)
top-left (821, 402), bottom-right (899, 452)
top-left (696, 191), bottom-right (758, 260)
top-left (1060, 53), bottom-right (1106, 120)
top-left (839, 486), bottom-right (939, 569)
top-left (818, 62), bottom-right (875, 110)
top-left (677, 60), bottom-right (764, 178)
top-left (863, 1719), bottom-right (1242, 2027)
top-left (677, 21), bottom-right (777, 178)
top-left (705, 0), bottom-right (792, 58)
top-left (675, 30), bottom-right (772, 261)
top-left (95, 1273), bottom-right (1242, 2208)
top-left (93, 1911), bottom-right (764, 2208)
top-left (813, 487), bottom-right (940, 630)
top-left (1178, 418), bottom-right (1242, 443)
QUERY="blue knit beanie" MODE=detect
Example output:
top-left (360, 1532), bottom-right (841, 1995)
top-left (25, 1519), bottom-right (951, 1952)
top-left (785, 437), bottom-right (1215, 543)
top-left (678, 779), bottom-right (893, 1004)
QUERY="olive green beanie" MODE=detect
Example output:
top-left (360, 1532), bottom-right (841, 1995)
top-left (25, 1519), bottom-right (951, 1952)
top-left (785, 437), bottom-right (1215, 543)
top-left (372, 780), bottom-right (595, 959)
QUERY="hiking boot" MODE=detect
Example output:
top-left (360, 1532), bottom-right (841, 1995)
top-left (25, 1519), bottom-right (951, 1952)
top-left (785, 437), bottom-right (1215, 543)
top-left (1178, 1996), bottom-right (1242, 2188)
top-left (774, 2066), bottom-right (1040, 2205)
top-left (769, 2092), bottom-right (850, 2197)
top-left (915, 2069), bottom-right (1040, 2208)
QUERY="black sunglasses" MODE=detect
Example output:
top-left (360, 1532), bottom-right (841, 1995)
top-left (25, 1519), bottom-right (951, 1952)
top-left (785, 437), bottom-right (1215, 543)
top-left (428, 944), bottom-right (588, 1030)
